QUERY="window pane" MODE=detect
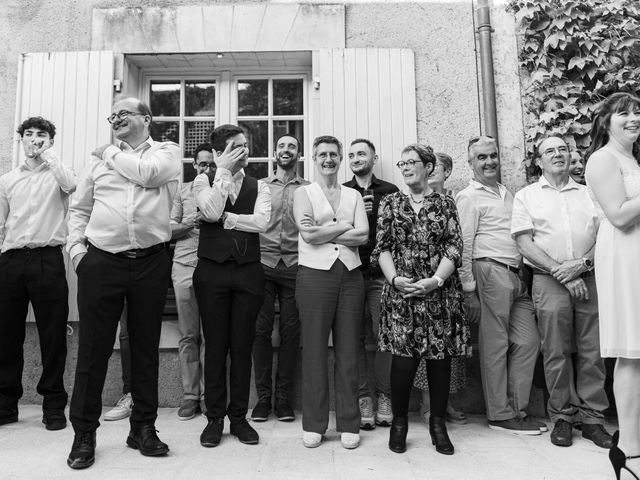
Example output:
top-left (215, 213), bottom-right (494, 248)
top-left (184, 121), bottom-right (215, 158)
top-left (239, 121), bottom-right (268, 158)
top-left (273, 120), bottom-right (304, 153)
top-left (150, 121), bottom-right (179, 144)
top-left (237, 80), bottom-right (268, 116)
top-left (273, 79), bottom-right (303, 115)
top-left (150, 82), bottom-right (180, 116)
top-left (185, 81), bottom-right (216, 116)
top-left (244, 162), bottom-right (269, 180)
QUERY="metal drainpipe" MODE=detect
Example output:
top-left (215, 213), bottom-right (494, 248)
top-left (475, 0), bottom-right (499, 145)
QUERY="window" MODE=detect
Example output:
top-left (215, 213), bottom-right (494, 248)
top-left (235, 76), bottom-right (306, 179)
top-left (144, 73), bottom-right (307, 182)
top-left (148, 78), bottom-right (217, 182)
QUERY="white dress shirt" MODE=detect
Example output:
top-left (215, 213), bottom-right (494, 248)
top-left (455, 180), bottom-right (521, 292)
top-left (0, 150), bottom-right (76, 252)
top-left (511, 176), bottom-right (598, 265)
top-left (67, 137), bottom-right (181, 259)
top-left (193, 167), bottom-right (271, 233)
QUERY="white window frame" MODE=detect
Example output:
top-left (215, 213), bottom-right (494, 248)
top-left (231, 74), bottom-right (308, 175)
top-left (139, 67), bottom-right (310, 180)
top-left (141, 74), bottom-right (220, 180)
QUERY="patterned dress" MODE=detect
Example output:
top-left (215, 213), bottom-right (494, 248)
top-left (370, 191), bottom-right (471, 359)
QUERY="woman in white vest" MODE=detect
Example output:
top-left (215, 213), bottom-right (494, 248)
top-left (293, 135), bottom-right (368, 450)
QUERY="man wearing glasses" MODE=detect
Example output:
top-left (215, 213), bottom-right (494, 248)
top-left (512, 135), bottom-right (611, 449)
top-left (171, 143), bottom-right (215, 420)
top-left (455, 136), bottom-right (542, 435)
top-left (66, 96), bottom-right (181, 469)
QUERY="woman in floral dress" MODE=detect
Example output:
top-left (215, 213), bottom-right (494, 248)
top-left (371, 144), bottom-right (471, 455)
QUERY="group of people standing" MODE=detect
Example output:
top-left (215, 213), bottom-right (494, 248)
top-left (1, 91), bottom-right (640, 479)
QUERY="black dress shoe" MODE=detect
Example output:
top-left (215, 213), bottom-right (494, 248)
top-left (67, 431), bottom-right (96, 469)
top-left (43, 410), bottom-right (67, 431)
top-left (550, 419), bottom-right (573, 447)
top-left (230, 419), bottom-right (259, 445)
top-left (201, 417), bottom-right (224, 447)
top-left (429, 416), bottom-right (454, 455)
top-left (126, 424), bottom-right (169, 456)
top-left (275, 402), bottom-right (295, 422)
top-left (0, 409), bottom-right (18, 426)
top-left (388, 417), bottom-right (408, 453)
top-left (581, 423), bottom-right (613, 449)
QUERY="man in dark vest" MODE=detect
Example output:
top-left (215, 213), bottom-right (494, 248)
top-left (193, 124), bottom-right (271, 447)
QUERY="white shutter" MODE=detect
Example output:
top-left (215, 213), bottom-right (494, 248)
top-left (310, 48), bottom-right (417, 187)
top-left (13, 51), bottom-right (114, 322)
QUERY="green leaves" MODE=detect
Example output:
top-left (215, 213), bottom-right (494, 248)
top-left (506, 0), bottom-right (640, 177)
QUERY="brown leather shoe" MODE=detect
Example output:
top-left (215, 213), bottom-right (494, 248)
top-left (550, 419), bottom-right (573, 447)
top-left (581, 423), bottom-right (613, 449)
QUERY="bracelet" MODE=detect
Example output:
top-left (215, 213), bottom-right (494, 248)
top-left (391, 275), bottom-right (398, 289)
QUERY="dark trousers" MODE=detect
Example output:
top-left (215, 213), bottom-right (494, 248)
top-left (252, 261), bottom-right (300, 405)
top-left (69, 245), bottom-right (170, 433)
top-left (296, 262), bottom-right (363, 434)
top-left (0, 246), bottom-right (69, 413)
top-left (118, 306), bottom-right (131, 395)
top-left (194, 258), bottom-right (265, 423)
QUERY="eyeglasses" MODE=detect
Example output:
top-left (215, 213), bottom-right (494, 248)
top-left (107, 110), bottom-right (145, 124)
top-left (396, 159), bottom-right (421, 169)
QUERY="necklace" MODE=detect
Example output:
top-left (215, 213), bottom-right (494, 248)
top-left (409, 193), bottom-right (424, 204)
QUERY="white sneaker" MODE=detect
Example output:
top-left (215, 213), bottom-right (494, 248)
top-left (302, 431), bottom-right (322, 448)
top-left (104, 393), bottom-right (133, 421)
top-left (340, 432), bottom-right (360, 449)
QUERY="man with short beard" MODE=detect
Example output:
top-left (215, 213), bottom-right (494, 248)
top-left (343, 138), bottom-right (398, 429)
top-left (251, 134), bottom-right (309, 423)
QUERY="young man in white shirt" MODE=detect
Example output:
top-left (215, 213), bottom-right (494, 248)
top-left (0, 116), bottom-right (76, 432)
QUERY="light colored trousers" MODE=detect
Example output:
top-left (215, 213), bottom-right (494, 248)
top-left (172, 262), bottom-right (205, 401)
top-left (531, 274), bottom-right (607, 424)
top-left (474, 261), bottom-right (540, 421)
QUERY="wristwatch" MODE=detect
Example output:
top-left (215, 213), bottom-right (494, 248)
top-left (581, 257), bottom-right (593, 270)
top-left (433, 275), bottom-right (445, 288)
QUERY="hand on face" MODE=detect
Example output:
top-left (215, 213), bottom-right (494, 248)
top-left (216, 136), bottom-right (249, 174)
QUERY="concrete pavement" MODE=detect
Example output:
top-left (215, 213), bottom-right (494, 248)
top-left (0, 405), bottom-right (615, 480)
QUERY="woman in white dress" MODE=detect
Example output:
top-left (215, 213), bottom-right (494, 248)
top-left (585, 92), bottom-right (640, 480)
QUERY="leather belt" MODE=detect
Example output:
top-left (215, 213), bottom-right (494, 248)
top-left (4, 245), bottom-right (60, 255)
top-left (92, 243), bottom-right (167, 259)
top-left (531, 267), bottom-right (595, 279)
top-left (474, 257), bottom-right (519, 274)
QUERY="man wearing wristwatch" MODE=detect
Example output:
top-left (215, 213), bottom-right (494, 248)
top-left (455, 136), bottom-right (542, 435)
top-left (511, 135), bottom-right (611, 449)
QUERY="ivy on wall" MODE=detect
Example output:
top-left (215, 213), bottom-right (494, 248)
top-left (506, 0), bottom-right (640, 175)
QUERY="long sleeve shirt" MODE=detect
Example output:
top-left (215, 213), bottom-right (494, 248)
top-left (455, 180), bottom-right (521, 292)
top-left (0, 150), bottom-right (76, 252)
top-left (170, 182), bottom-right (199, 267)
top-left (67, 137), bottom-right (181, 259)
top-left (260, 173), bottom-right (309, 268)
top-left (193, 167), bottom-right (270, 233)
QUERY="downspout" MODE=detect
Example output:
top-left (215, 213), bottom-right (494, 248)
top-left (12, 53), bottom-right (25, 169)
top-left (475, 0), bottom-right (499, 145)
